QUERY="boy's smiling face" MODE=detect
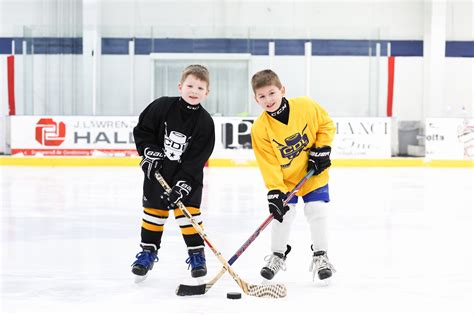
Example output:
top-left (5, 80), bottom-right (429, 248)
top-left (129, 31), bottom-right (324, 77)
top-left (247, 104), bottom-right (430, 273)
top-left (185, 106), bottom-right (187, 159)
top-left (178, 74), bottom-right (209, 105)
top-left (254, 84), bottom-right (286, 113)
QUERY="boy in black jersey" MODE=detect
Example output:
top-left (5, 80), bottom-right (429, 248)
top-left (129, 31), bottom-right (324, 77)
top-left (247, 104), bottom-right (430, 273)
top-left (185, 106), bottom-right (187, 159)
top-left (131, 65), bottom-right (215, 282)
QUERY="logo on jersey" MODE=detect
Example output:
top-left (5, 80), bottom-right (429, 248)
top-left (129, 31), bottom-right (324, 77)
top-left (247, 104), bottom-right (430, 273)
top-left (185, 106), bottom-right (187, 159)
top-left (272, 124), bottom-right (309, 168)
top-left (164, 123), bottom-right (190, 161)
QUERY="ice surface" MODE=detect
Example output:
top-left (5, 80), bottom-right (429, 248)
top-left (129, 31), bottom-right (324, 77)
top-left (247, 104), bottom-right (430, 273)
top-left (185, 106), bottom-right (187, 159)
top-left (0, 166), bottom-right (472, 315)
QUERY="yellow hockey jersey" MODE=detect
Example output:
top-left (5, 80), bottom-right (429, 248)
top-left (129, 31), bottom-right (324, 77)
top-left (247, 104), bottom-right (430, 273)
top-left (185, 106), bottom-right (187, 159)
top-left (251, 96), bottom-right (335, 196)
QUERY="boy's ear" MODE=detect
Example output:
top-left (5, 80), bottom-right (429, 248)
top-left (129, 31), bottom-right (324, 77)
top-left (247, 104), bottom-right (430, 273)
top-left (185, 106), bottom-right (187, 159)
top-left (177, 82), bottom-right (182, 92)
top-left (281, 86), bottom-right (286, 96)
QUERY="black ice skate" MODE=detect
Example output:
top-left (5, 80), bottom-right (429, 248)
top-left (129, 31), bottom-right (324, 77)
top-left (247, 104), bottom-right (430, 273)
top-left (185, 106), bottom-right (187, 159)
top-left (260, 245), bottom-right (292, 280)
top-left (186, 247), bottom-right (207, 278)
top-left (309, 250), bottom-right (335, 281)
top-left (131, 244), bottom-right (158, 283)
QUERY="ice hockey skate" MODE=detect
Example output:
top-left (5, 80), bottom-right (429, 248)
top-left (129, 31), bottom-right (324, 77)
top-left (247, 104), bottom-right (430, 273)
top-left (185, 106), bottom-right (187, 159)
top-left (186, 247), bottom-right (207, 278)
top-left (131, 245), bottom-right (158, 283)
top-left (260, 245), bottom-right (292, 280)
top-left (309, 250), bottom-right (335, 282)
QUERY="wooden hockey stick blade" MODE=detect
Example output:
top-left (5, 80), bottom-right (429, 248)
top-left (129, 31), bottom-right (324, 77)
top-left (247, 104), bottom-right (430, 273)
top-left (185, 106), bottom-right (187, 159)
top-left (155, 172), bottom-right (287, 298)
top-left (175, 170), bottom-right (315, 296)
top-left (176, 277), bottom-right (287, 298)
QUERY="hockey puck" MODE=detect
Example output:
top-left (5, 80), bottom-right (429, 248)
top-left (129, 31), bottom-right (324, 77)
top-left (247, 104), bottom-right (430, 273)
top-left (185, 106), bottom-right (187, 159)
top-left (226, 292), bottom-right (242, 299)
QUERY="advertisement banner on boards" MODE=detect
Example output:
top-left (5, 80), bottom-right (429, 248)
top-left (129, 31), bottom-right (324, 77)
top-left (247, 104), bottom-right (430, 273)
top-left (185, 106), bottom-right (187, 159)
top-left (212, 116), bottom-right (392, 159)
top-left (10, 116), bottom-right (392, 158)
top-left (425, 118), bottom-right (473, 160)
top-left (332, 117), bottom-right (391, 158)
top-left (10, 116), bottom-right (138, 156)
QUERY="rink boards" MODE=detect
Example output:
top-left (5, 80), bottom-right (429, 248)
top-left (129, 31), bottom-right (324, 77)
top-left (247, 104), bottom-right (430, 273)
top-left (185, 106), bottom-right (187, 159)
top-left (2, 115), bottom-right (473, 167)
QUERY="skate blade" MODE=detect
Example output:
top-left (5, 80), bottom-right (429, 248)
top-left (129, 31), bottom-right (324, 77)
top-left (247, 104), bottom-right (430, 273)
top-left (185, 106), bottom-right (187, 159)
top-left (134, 274), bottom-right (148, 284)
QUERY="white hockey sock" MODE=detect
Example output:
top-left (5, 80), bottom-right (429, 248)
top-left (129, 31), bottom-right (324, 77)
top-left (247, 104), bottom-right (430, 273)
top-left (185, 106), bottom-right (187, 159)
top-left (270, 204), bottom-right (296, 254)
top-left (304, 201), bottom-right (329, 252)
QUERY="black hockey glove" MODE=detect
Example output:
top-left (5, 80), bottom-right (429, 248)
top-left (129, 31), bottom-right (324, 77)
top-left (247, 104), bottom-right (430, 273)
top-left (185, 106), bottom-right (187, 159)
top-left (140, 146), bottom-right (165, 180)
top-left (161, 180), bottom-right (192, 209)
top-left (307, 146), bottom-right (331, 176)
top-left (267, 190), bottom-right (289, 223)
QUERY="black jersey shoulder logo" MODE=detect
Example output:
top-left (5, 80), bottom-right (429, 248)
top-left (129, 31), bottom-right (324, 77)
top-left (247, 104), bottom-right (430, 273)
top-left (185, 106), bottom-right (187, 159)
top-left (272, 124), bottom-right (309, 169)
top-left (164, 122), bottom-right (191, 162)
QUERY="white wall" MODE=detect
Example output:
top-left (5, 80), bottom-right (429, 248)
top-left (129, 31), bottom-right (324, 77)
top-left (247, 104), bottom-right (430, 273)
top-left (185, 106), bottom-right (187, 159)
top-left (392, 58), bottom-right (424, 120)
top-left (444, 58), bottom-right (473, 117)
top-left (100, 55), bottom-right (133, 115)
top-left (94, 0), bottom-right (473, 119)
top-left (2, 52), bottom-right (471, 120)
top-left (96, 0), bottom-right (426, 39)
top-left (0, 0), bottom-right (82, 37)
top-left (446, 0), bottom-right (474, 40)
top-left (0, 0), bottom-right (472, 123)
top-left (97, 53), bottom-right (436, 120)
top-left (23, 55), bottom-right (84, 115)
top-left (0, 55), bottom-right (8, 153)
top-left (92, 0), bottom-right (470, 40)
top-left (8, 0), bottom-right (470, 40)
top-left (310, 56), bottom-right (372, 117)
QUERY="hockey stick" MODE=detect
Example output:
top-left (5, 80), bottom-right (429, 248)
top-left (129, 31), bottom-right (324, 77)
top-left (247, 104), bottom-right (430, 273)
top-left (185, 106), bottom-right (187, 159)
top-left (155, 172), bottom-right (287, 298)
top-left (176, 169), bottom-right (315, 296)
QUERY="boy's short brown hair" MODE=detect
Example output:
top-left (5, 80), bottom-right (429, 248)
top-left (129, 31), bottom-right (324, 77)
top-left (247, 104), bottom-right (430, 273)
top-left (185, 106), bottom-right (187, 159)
top-left (251, 69), bottom-right (283, 93)
top-left (180, 64), bottom-right (210, 88)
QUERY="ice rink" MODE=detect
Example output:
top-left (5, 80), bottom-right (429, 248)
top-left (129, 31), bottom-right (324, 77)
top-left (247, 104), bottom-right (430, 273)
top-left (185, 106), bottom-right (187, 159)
top-left (0, 166), bottom-right (472, 315)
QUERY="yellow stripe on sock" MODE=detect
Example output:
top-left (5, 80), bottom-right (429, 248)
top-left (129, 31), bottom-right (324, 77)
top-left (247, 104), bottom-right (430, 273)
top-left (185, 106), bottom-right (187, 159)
top-left (142, 221), bottom-right (164, 232)
top-left (180, 223), bottom-right (203, 235)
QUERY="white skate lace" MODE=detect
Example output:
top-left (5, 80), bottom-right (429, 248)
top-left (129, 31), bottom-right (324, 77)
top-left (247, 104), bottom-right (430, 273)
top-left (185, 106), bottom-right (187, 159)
top-left (308, 254), bottom-right (335, 281)
top-left (264, 254), bottom-right (287, 274)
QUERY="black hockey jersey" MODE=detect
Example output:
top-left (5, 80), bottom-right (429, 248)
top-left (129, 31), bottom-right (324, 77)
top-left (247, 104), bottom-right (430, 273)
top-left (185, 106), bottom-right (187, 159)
top-left (134, 96), bottom-right (215, 209)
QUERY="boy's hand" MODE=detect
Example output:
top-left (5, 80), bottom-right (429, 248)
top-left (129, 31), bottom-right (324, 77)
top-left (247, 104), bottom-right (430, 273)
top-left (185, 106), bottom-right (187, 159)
top-left (140, 146), bottom-right (165, 180)
top-left (307, 146), bottom-right (331, 176)
top-left (161, 180), bottom-right (192, 209)
top-left (267, 190), bottom-right (289, 223)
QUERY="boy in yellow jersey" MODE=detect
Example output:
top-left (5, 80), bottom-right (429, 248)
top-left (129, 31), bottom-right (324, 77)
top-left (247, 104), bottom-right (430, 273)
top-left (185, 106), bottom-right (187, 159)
top-left (250, 69), bottom-right (336, 282)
